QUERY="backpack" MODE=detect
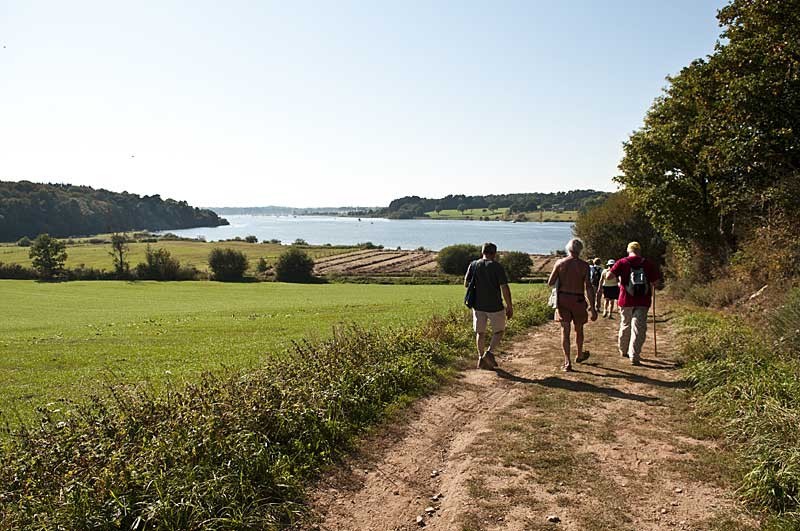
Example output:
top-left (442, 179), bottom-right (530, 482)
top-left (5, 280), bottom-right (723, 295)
top-left (625, 260), bottom-right (650, 297)
top-left (589, 265), bottom-right (601, 285)
top-left (464, 260), bottom-right (478, 309)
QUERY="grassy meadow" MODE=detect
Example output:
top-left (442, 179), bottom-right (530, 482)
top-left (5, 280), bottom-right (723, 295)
top-left (425, 207), bottom-right (577, 222)
top-left (0, 240), bottom-right (352, 272)
top-left (0, 280), bottom-right (544, 421)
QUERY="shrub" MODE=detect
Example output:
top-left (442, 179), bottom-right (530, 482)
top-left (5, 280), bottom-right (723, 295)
top-left (256, 257), bottom-right (269, 273)
top-left (244, 235), bottom-right (258, 243)
top-left (274, 248), bottom-right (315, 282)
top-left (498, 251), bottom-right (533, 282)
top-left (357, 242), bottom-right (383, 250)
top-left (292, 238), bottom-right (308, 246)
top-left (0, 262), bottom-right (38, 279)
top-left (65, 265), bottom-right (116, 281)
top-left (208, 248), bottom-right (249, 281)
top-left (436, 244), bottom-right (480, 275)
top-left (134, 246), bottom-right (181, 280)
top-left (29, 234), bottom-right (67, 280)
top-left (772, 288), bottom-right (800, 359)
top-left (684, 277), bottom-right (749, 308)
top-left (15, 236), bottom-right (31, 247)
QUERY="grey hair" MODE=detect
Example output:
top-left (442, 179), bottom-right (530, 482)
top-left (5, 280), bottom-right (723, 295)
top-left (565, 238), bottom-right (584, 256)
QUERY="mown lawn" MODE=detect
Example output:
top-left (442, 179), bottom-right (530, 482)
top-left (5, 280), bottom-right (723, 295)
top-left (0, 280), bottom-right (543, 421)
top-left (0, 240), bottom-right (353, 272)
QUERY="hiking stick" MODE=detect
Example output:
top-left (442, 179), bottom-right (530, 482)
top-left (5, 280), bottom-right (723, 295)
top-left (652, 287), bottom-right (658, 358)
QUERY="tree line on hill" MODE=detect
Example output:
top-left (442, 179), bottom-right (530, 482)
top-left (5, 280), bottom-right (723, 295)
top-left (352, 190), bottom-right (608, 219)
top-left (0, 180), bottom-right (229, 242)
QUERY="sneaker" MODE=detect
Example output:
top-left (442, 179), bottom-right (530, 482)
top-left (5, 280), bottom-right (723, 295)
top-left (631, 359), bottom-right (642, 366)
top-left (483, 350), bottom-right (498, 368)
top-left (575, 351), bottom-right (590, 363)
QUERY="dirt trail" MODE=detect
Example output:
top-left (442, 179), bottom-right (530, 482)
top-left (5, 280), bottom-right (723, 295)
top-left (306, 309), bottom-right (755, 531)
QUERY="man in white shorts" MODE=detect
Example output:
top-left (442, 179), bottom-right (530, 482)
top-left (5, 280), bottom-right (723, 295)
top-left (464, 242), bottom-right (514, 369)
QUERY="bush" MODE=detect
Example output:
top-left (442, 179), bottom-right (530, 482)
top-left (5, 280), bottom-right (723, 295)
top-left (29, 234), bottom-right (67, 280)
top-left (436, 244), bottom-right (481, 275)
top-left (244, 235), bottom-right (258, 243)
top-left (65, 265), bottom-right (117, 281)
top-left (683, 277), bottom-right (749, 308)
top-left (498, 251), bottom-right (533, 282)
top-left (134, 246), bottom-right (181, 280)
top-left (0, 262), bottom-right (38, 279)
top-left (15, 236), bottom-right (31, 247)
top-left (772, 288), bottom-right (800, 359)
top-left (256, 257), bottom-right (269, 273)
top-left (208, 248), bottom-right (249, 281)
top-left (292, 238), bottom-right (308, 246)
top-left (274, 248), bottom-right (315, 282)
top-left (357, 242), bottom-right (383, 250)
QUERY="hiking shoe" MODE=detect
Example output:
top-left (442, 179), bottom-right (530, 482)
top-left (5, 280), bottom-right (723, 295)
top-left (575, 351), bottom-right (590, 363)
top-left (631, 359), bottom-right (642, 366)
top-left (483, 350), bottom-right (498, 368)
top-left (620, 350), bottom-right (628, 358)
top-left (478, 354), bottom-right (494, 370)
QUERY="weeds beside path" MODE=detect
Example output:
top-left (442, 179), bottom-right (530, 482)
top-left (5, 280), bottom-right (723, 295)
top-left (307, 307), bottom-right (756, 530)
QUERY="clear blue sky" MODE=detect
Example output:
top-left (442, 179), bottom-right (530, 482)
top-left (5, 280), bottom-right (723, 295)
top-left (1, 1), bottom-right (725, 207)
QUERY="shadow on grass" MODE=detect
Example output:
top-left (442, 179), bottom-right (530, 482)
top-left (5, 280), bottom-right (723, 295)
top-left (493, 369), bottom-right (658, 403)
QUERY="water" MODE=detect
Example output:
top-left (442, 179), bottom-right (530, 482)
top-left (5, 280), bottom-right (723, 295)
top-left (158, 215), bottom-right (574, 254)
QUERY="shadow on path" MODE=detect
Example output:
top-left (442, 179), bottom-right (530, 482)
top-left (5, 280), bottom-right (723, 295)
top-left (579, 366), bottom-right (690, 390)
top-left (494, 369), bottom-right (659, 403)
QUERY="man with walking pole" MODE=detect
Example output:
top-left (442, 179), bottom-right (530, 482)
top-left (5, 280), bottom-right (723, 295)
top-left (610, 242), bottom-right (662, 365)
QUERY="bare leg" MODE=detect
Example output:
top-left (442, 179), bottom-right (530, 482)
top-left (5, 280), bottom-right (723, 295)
top-left (576, 323), bottom-right (585, 355)
top-left (488, 330), bottom-right (504, 353)
top-left (476, 332), bottom-right (486, 358)
top-left (560, 322), bottom-right (572, 367)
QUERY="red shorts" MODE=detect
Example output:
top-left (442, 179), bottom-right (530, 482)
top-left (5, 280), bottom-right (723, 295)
top-left (555, 294), bottom-right (588, 325)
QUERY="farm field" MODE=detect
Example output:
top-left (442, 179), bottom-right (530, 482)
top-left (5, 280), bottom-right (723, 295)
top-left (425, 208), bottom-right (577, 222)
top-left (0, 240), bottom-right (353, 272)
top-left (0, 280), bottom-right (545, 421)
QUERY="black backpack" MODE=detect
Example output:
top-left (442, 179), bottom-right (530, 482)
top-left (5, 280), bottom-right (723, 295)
top-left (589, 265), bottom-right (601, 285)
top-left (464, 260), bottom-right (478, 308)
top-left (625, 260), bottom-right (650, 297)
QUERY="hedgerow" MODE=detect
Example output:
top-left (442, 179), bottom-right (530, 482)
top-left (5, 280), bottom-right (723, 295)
top-left (0, 294), bottom-right (551, 529)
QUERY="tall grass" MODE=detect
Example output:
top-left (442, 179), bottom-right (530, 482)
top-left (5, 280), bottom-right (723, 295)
top-left (0, 294), bottom-right (551, 529)
top-left (679, 293), bottom-right (800, 526)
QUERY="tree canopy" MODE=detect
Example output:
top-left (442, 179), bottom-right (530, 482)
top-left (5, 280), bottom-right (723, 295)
top-left (0, 181), bottom-right (229, 242)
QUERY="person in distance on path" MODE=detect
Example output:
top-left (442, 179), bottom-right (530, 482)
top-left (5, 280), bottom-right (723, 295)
top-left (547, 238), bottom-right (598, 372)
top-left (464, 242), bottom-right (513, 370)
top-left (610, 241), bottom-right (663, 365)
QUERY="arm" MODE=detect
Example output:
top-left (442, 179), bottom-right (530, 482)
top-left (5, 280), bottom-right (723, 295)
top-left (464, 262), bottom-right (473, 288)
top-left (547, 260), bottom-right (560, 287)
top-left (584, 265), bottom-right (598, 320)
top-left (501, 284), bottom-right (513, 319)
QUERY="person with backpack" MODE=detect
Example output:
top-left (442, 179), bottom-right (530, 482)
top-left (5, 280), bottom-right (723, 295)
top-left (609, 242), bottom-right (662, 365)
top-left (588, 258), bottom-right (603, 311)
top-left (464, 242), bottom-right (513, 370)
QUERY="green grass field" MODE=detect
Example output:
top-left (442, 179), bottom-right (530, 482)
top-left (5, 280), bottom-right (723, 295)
top-left (0, 240), bottom-right (352, 272)
top-left (0, 280), bottom-right (544, 420)
top-left (425, 208), bottom-right (577, 221)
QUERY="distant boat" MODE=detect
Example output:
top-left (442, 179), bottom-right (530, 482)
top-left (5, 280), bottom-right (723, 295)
top-left (358, 218), bottom-right (362, 222)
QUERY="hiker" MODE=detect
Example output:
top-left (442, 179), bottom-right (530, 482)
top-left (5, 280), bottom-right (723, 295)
top-left (589, 258), bottom-right (603, 311)
top-left (597, 259), bottom-right (619, 318)
top-left (464, 242), bottom-right (514, 370)
top-left (610, 242), bottom-right (662, 365)
top-left (547, 238), bottom-right (598, 371)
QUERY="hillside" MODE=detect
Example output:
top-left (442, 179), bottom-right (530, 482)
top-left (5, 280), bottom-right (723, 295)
top-left (355, 190), bottom-right (609, 219)
top-left (0, 180), bottom-right (228, 241)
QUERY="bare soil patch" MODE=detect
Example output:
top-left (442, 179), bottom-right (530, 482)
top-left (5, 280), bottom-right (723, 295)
top-left (303, 308), bottom-right (756, 530)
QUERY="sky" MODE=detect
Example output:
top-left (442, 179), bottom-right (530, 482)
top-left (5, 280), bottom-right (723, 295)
top-left (1, 1), bottom-right (726, 207)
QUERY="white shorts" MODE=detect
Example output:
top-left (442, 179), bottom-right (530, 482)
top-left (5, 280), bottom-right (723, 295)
top-left (473, 309), bottom-right (507, 334)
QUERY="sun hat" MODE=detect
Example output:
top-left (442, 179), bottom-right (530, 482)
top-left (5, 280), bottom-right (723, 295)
top-left (606, 259), bottom-right (615, 266)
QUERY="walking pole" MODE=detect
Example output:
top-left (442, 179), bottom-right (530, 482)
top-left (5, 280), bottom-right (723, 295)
top-left (652, 287), bottom-right (658, 358)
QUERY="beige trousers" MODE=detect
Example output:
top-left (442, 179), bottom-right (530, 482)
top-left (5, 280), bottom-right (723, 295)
top-left (618, 306), bottom-right (649, 360)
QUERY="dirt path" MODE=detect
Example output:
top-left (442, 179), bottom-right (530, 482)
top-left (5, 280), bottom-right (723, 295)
top-left (305, 309), bottom-right (755, 531)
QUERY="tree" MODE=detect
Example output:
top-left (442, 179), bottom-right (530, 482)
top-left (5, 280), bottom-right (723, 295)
top-left (208, 248), bottom-right (249, 281)
top-left (109, 233), bottom-right (130, 277)
top-left (457, 204), bottom-right (468, 214)
top-left (29, 234), bottom-right (67, 279)
top-left (256, 257), bottom-right (269, 273)
top-left (274, 248), bottom-right (315, 282)
top-left (498, 251), bottom-right (533, 282)
top-left (573, 192), bottom-right (666, 264)
top-left (437, 244), bottom-right (481, 275)
top-left (244, 235), bottom-right (258, 243)
top-left (16, 236), bottom-right (31, 247)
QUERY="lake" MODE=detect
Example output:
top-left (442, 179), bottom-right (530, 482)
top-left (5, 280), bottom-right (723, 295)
top-left (159, 215), bottom-right (574, 254)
